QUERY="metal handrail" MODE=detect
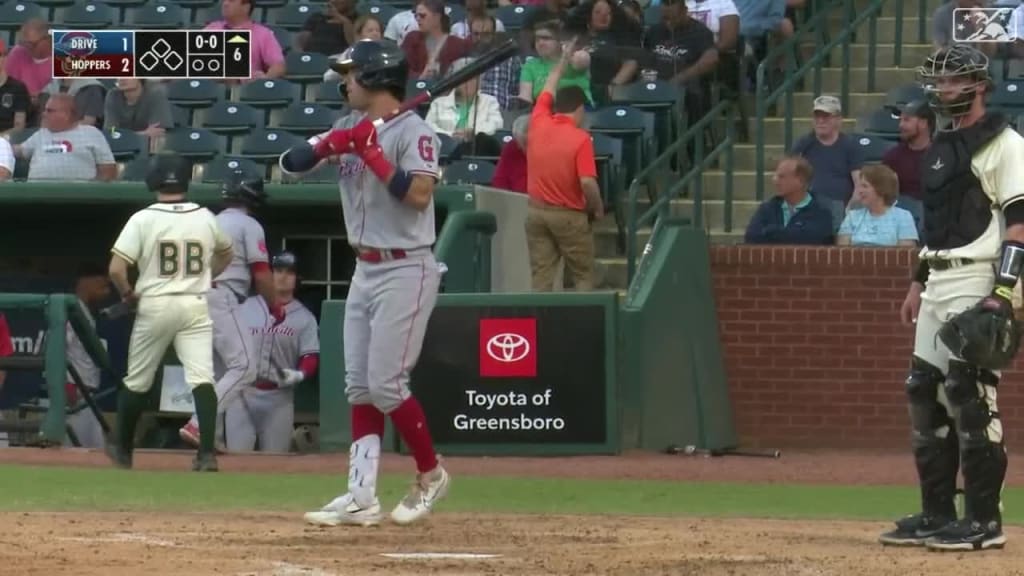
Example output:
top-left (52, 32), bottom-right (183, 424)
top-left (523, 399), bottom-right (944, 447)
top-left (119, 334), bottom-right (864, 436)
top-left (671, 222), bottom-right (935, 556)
top-left (754, 0), bottom-right (887, 201)
top-left (625, 99), bottom-right (735, 282)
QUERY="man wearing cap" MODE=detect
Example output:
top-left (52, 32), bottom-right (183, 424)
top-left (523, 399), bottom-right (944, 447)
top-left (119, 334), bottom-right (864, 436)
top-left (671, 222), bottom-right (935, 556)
top-left (790, 94), bottom-right (865, 208)
top-left (883, 100), bottom-right (935, 201)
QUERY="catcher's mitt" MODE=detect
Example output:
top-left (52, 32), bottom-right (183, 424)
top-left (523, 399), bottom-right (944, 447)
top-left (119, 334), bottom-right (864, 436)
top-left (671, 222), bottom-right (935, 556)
top-left (939, 300), bottom-right (1023, 370)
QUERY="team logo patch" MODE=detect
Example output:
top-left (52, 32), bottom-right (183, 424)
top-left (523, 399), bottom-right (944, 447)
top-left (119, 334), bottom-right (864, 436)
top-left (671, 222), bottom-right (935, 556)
top-left (479, 318), bottom-right (537, 378)
top-left (41, 140), bottom-right (73, 154)
top-left (418, 135), bottom-right (435, 163)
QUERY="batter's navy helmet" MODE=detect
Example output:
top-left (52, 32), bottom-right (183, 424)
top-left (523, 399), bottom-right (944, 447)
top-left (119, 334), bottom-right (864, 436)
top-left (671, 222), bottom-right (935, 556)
top-left (330, 39), bottom-right (407, 97)
top-left (917, 44), bottom-right (994, 119)
top-left (145, 154), bottom-right (193, 194)
top-left (221, 170), bottom-right (268, 208)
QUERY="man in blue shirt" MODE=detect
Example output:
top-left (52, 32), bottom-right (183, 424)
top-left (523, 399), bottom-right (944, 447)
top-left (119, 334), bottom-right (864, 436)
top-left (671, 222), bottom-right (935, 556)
top-left (744, 155), bottom-right (835, 244)
top-left (790, 94), bottom-right (865, 206)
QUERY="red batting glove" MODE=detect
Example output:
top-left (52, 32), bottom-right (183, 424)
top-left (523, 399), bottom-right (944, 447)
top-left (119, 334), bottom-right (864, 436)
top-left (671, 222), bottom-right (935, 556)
top-left (348, 119), bottom-right (394, 181)
top-left (349, 119), bottom-right (378, 153)
top-left (312, 128), bottom-right (354, 159)
top-left (270, 303), bottom-right (286, 326)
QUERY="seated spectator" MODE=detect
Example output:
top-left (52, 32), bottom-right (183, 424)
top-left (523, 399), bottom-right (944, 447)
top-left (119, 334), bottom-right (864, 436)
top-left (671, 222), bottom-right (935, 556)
top-left (733, 0), bottom-right (787, 42)
top-left (643, 0), bottom-right (718, 123)
top-left (0, 135), bottom-right (14, 181)
top-left (619, 0), bottom-right (643, 26)
top-left (0, 41), bottom-right (30, 135)
top-left (837, 165), bottom-right (918, 247)
top-left (519, 22), bottom-right (593, 106)
top-left (471, 16), bottom-right (523, 109)
top-left (384, 8), bottom-right (418, 44)
top-left (40, 78), bottom-right (106, 127)
top-left (790, 95), bottom-right (864, 206)
top-left (323, 16), bottom-right (384, 82)
top-left (932, 0), bottom-right (997, 56)
top-left (882, 100), bottom-right (934, 201)
top-left (204, 0), bottom-right (286, 80)
top-left (744, 155), bottom-right (834, 245)
top-left (14, 93), bottom-right (116, 182)
top-left (451, 0), bottom-right (505, 38)
top-left (425, 57), bottom-right (504, 157)
top-left (296, 0), bottom-right (358, 56)
top-left (686, 0), bottom-right (739, 53)
top-left (493, 114), bottom-right (529, 193)
top-left (521, 0), bottom-right (572, 49)
top-left (6, 19), bottom-right (52, 105)
top-left (566, 0), bottom-right (641, 103)
top-left (402, 0), bottom-right (471, 79)
top-left (103, 79), bottom-right (174, 139)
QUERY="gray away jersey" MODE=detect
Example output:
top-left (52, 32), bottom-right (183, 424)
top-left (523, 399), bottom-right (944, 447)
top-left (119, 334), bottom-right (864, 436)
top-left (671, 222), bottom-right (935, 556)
top-left (326, 111), bottom-right (439, 250)
top-left (241, 296), bottom-right (319, 386)
top-left (213, 207), bottom-right (269, 297)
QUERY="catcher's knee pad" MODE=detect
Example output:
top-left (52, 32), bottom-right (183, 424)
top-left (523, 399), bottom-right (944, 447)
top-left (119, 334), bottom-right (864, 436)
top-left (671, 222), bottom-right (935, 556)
top-left (945, 360), bottom-right (999, 449)
top-left (906, 357), bottom-right (949, 445)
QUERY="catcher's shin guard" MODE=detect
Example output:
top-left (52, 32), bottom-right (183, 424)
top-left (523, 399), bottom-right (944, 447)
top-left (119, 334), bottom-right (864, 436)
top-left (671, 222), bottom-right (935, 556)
top-left (944, 360), bottom-right (1007, 524)
top-left (906, 356), bottom-right (959, 521)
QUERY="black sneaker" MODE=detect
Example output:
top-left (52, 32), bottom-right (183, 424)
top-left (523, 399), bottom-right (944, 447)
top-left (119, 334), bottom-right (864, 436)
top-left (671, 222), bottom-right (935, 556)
top-left (926, 519), bottom-right (1006, 552)
top-left (878, 513), bottom-right (953, 546)
top-left (104, 443), bottom-right (132, 470)
top-left (191, 452), bottom-right (219, 472)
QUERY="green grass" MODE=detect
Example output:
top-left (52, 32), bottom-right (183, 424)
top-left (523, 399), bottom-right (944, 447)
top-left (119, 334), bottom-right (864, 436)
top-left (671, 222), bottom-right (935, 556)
top-left (5, 463), bottom-right (1020, 524)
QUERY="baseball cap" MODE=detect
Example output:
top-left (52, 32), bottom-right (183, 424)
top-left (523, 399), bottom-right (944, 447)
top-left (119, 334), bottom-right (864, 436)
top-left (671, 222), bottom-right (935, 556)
top-left (896, 99), bottom-right (935, 121)
top-left (272, 251), bottom-right (297, 270)
top-left (813, 95), bottom-right (842, 115)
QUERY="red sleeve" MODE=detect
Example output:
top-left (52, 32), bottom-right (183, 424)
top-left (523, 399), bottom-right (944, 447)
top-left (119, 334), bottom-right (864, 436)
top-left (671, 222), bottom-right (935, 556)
top-left (532, 91), bottom-right (553, 122)
top-left (491, 142), bottom-right (515, 189)
top-left (402, 33), bottom-right (425, 76)
top-left (440, 36), bottom-right (470, 74)
top-left (250, 261), bottom-right (271, 276)
top-left (0, 314), bottom-right (13, 357)
top-left (298, 354), bottom-right (319, 379)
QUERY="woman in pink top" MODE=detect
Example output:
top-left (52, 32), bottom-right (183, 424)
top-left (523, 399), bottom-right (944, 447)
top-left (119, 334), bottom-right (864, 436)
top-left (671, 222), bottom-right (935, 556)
top-left (6, 20), bottom-right (52, 98)
top-left (204, 0), bottom-right (285, 79)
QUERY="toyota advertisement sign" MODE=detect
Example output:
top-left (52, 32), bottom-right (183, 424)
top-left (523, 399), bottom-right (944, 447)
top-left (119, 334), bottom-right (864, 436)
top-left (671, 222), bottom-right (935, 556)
top-left (409, 299), bottom-right (614, 451)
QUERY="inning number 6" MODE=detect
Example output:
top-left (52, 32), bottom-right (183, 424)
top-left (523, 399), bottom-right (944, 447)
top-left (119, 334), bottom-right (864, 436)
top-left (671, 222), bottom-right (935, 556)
top-left (233, 48), bottom-right (242, 62)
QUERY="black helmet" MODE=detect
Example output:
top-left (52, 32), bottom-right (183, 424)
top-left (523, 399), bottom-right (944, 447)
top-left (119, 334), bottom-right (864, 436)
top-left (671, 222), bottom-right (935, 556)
top-left (221, 169), bottom-right (268, 208)
top-left (330, 39), bottom-right (407, 98)
top-left (917, 44), bottom-right (993, 119)
top-left (145, 154), bottom-right (192, 195)
top-left (272, 251), bottom-right (297, 271)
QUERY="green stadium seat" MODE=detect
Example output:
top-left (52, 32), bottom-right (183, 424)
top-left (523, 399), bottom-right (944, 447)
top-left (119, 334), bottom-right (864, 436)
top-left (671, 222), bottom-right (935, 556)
top-left (170, 104), bottom-right (191, 127)
top-left (406, 78), bottom-right (432, 116)
top-left (609, 80), bottom-right (679, 155)
top-left (277, 102), bottom-right (337, 137)
top-left (269, 26), bottom-right (293, 54)
top-left (883, 83), bottom-right (925, 109)
top-left (272, 2), bottom-right (319, 31)
top-left (239, 128), bottom-right (305, 162)
top-left (643, 4), bottom-right (659, 27)
top-left (437, 132), bottom-right (458, 163)
top-left (443, 3), bottom-right (464, 23)
top-left (856, 107), bottom-right (900, 140)
top-left (360, 2), bottom-right (397, 25)
top-left (0, 2), bottom-right (44, 42)
top-left (441, 159), bottom-right (496, 185)
top-left (850, 132), bottom-right (897, 164)
top-left (168, 0), bottom-right (216, 7)
top-left (587, 105), bottom-right (652, 185)
top-left (200, 101), bottom-right (262, 135)
top-left (104, 128), bottom-right (146, 161)
top-left (988, 79), bottom-right (1024, 114)
top-left (201, 155), bottom-right (265, 183)
top-left (238, 78), bottom-right (300, 109)
top-left (591, 132), bottom-right (624, 206)
top-left (60, 1), bottom-right (115, 28)
top-left (286, 51), bottom-right (330, 90)
top-left (9, 127), bottom-right (35, 146)
top-left (119, 155), bottom-right (151, 181)
top-left (252, 0), bottom-right (288, 21)
top-left (492, 129), bottom-right (513, 147)
top-left (494, 4), bottom-right (535, 31)
top-left (167, 78), bottom-right (224, 109)
top-left (315, 80), bottom-right (345, 109)
top-left (192, 4), bottom-right (218, 24)
top-left (127, 1), bottom-right (186, 28)
top-left (163, 127), bottom-right (223, 161)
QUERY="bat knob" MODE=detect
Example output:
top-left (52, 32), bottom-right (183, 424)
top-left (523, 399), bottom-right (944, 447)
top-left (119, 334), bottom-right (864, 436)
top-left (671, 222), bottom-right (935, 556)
top-left (683, 445), bottom-right (697, 455)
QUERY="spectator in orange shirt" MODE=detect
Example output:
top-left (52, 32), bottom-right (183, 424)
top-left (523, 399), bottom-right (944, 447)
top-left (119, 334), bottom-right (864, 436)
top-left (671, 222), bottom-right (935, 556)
top-left (524, 42), bottom-right (603, 291)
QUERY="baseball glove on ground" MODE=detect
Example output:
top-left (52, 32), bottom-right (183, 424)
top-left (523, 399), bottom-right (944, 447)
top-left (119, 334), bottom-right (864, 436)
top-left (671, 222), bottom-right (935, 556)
top-left (939, 299), bottom-right (1023, 370)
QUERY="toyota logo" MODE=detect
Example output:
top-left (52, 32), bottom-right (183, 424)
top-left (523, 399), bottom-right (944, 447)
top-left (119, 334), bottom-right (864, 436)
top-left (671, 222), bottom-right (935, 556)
top-left (485, 333), bottom-right (530, 363)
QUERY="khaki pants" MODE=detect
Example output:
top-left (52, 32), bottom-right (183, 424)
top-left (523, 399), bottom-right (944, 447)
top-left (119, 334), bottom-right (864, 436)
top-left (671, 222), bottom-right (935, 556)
top-left (525, 203), bottom-right (594, 292)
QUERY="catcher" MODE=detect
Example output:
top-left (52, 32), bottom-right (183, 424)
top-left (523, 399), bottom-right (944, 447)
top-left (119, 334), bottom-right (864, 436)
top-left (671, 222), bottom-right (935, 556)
top-left (879, 45), bottom-right (1024, 552)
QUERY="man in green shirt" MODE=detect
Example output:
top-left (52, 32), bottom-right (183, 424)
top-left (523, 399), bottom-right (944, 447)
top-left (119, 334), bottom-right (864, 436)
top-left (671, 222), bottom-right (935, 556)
top-left (518, 23), bottom-right (593, 106)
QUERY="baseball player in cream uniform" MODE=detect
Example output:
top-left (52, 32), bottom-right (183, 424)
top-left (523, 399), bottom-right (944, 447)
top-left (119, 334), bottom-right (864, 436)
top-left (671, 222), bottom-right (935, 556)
top-left (224, 252), bottom-right (320, 452)
top-left (106, 155), bottom-right (234, 472)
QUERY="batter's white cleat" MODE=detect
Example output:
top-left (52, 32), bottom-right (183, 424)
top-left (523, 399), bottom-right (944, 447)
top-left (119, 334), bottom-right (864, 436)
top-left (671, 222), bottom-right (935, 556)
top-left (303, 494), bottom-right (382, 527)
top-left (390, 465), bottom-right (450, 525)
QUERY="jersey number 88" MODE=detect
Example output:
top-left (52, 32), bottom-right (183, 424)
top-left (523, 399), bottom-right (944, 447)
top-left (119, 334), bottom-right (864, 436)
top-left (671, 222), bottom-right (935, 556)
top-left (159, 240), bottom-right (205, 277)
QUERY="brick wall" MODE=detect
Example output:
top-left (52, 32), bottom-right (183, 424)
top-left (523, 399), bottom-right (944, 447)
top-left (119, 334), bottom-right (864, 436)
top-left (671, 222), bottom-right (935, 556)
top-left (710, 246), bottom-right (1024, 449)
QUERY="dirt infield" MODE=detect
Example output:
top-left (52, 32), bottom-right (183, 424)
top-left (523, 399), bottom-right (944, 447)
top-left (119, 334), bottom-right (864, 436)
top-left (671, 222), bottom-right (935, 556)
top-left (5, 448), bottom-right (1024, 575)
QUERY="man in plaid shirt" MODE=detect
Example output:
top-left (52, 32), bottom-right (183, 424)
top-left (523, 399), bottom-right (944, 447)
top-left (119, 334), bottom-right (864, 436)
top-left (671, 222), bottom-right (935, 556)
top-left (471, 16), bottom-right (523, 110)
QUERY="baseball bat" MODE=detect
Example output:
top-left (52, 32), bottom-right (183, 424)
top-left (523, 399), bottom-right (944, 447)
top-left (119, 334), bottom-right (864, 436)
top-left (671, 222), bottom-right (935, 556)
top-left (371, 38), bottom-right (520, 128)
top-left (99, 301), bottom-right (136, 320)
top-left (664, 444), bottom-right (782, 459)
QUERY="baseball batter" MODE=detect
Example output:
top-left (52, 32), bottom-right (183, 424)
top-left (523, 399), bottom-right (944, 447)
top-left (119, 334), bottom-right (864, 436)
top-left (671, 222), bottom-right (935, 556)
top-left (879, 45), bottom-right (1024, 552)
top-left (179, 172), bottom-right (283, 449)
top-left (223, 252), bottom-right (320, 452)
top-left (106, 155), bottom-right (234, 471)
top-left (280, 39), bottom-right (449, 526)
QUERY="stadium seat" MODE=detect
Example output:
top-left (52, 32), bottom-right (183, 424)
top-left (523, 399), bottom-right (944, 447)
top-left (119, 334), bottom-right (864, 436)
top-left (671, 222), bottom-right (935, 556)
top-left (119, 155), bottom-right (150, 181)
top-left (162, 127), bottom-right (223, 161)
top-left (990, 58), bottom-right (1008, 83)
top-left (239, 128), bottom-right (305, 162)
top-left (883, 82), bottom-right (925, 109)
top-left (0, 2), bottom-right (44, 39)
top-left (200, 101), bottom-right (261, 135)
top-left (192, 4), bottom-right (219, 24)
top-left (406, 78), bottom-right (432, 116)
top-left (201, 155), bottom-right (265, 183)
top-left (104, 128), bottom-right (145, 161)
top-left (441, 159), bottom-right (496, 185)
top-left (856, 107), bottom-right (900, 140)
top-left (609, 80), bottom-right (679, 155)
top-left (492, 129), bottom-right (513, 147)
top-left (251, 0), bottom-right (287, 21)
top-left (170, 104), bottom-right (191, 127)
top-left (238, 78), bottom-right (300, 109)
top-left (167, 78), bottom-right (224, 109)
top-left (825, 198), bottom-right (845, 233)
top-left (642, 4), bottom-right (659, 27)
top-left (587, 105), bottom-right (653, 185)
top-left (591, 132), bottom-right (624, 205)
top-left (315, 80), bottom-right (345, 109)
top-left (127, 1), bottom-right (185, 28)
top-left (360, 2), bottom-right (397, 25)
top-left (170, 0), bottom-right (216, 7)
top-left (269, 26), bottom-right (293, 55)
top-left (282, 161), bottom-right (339, 184)
top-left (60, 1), bottom-right (115, 28)
top-left (437, 132), bottom-right (458, 163)
top-left (286, 52), bottom-right (330, 88)
top-left (988, 79), bottom-right (1024, 114)
top-left (443, 3), bottom-right (464, 23)
top-left (494, 4), bottom-right (535, 31)
top-left (896, 194), bottom-right (924, 237)
top-left (277, 102), bottom-right (337, 137)
top-left (272, 2), bottom-right (319, 31)
top-left (850, 132), bottom-right (897, 164)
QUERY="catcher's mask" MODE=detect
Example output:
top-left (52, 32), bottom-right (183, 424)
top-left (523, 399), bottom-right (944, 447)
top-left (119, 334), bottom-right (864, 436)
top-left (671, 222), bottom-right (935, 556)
top-left (917, 44), bottom-right (994, 122)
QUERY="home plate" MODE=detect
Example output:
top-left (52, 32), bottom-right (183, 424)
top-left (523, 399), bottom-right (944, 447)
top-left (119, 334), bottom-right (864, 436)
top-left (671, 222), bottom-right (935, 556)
top-left (380, 553), bottom-right (502, 560)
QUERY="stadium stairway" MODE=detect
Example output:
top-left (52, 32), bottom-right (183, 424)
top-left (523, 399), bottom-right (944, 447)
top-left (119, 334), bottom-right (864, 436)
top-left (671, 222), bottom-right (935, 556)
top-left (591, 0), bottom-right (942, 289)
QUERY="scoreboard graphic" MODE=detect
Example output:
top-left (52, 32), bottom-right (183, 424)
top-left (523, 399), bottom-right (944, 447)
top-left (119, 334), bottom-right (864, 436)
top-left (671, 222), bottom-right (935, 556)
top-left (52, 30), bottom-right (252, 79)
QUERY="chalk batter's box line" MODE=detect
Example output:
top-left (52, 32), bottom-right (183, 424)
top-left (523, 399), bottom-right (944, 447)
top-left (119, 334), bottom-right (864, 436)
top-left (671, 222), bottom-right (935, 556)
top-left (50, 29), bottom-right (252, 79)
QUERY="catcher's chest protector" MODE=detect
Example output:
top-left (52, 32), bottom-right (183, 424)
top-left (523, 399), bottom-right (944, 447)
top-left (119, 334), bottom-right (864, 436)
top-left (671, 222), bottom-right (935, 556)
top-left (922, 112), bottom-right (1008, 250)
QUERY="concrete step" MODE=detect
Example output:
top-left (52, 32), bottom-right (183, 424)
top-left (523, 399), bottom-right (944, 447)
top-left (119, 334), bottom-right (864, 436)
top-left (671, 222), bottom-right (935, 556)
top-left (816, 66), bottom-right (918, 94)
top-left (751, 116), bottom-right (857, 143)
top-left (793, 42), bottom-right (933, 70)
top-left (871, 15), bottom-right (932, 42)
top-left (598, 257), bottom-right (628, 290)
top-left (732, 144), bottom-right (785, 172)
top-left (852, 0), bottom-right (942, 18)
top-left (593, 223), bottom-right (650, 258)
